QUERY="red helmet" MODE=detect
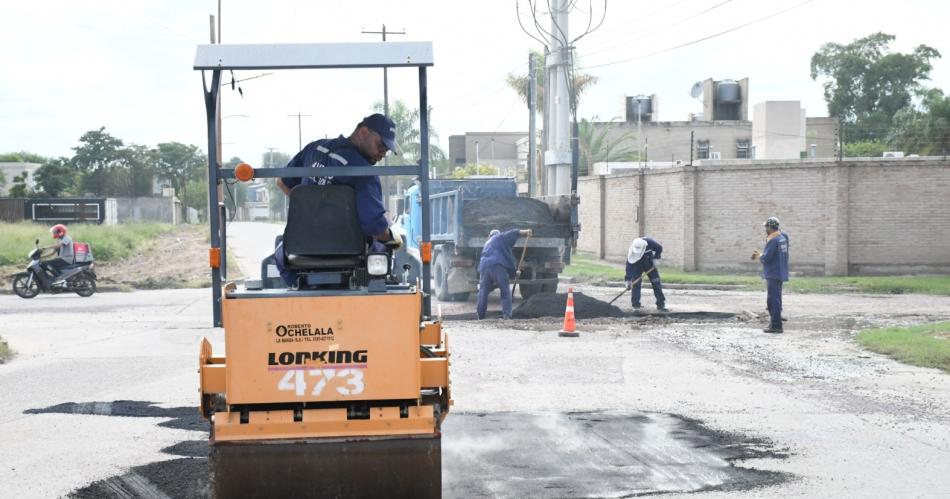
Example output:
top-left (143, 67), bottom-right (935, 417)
top-left (50, 224), bottom-right (67, 239)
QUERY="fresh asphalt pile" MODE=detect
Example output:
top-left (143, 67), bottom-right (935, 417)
top-left (512, 291), bottom-right (626, 319)
top-left (462, 198), bottom-right (570, 238)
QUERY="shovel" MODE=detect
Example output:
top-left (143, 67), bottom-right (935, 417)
top-left (510, 232), bottom-right (532, 296)
top-left (607, 267), bottom-right (655, 305)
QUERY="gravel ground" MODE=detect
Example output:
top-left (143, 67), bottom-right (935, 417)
top-left (3, 242), bottom-right (950, 497)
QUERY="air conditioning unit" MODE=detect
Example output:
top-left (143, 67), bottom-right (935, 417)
top-left (882, 151), bottom-right (904, 158)
top-left (710, 151), bottom-right (722, 160)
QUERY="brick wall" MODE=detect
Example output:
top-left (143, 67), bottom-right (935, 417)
top-left (580, 159), bottom-right (950, 275)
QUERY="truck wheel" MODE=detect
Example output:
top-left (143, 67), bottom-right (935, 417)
top-left (541, 273), bottom-right (559, 293)
top-left (433, 255), bottom-right (451, 301)
top-left (519, 272), bottom-right (557, 300)
top-left (434, 255), bottom-right (469, 302)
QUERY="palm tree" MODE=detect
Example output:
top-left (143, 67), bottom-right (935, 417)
top-left (577, 118), bottom-right (638, 176)
top-left (505, 50), bottom-right (598, 111)
top-left (372, 100), bottom-right (447, 169)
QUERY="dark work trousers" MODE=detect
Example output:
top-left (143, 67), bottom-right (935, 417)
top-left (632, 268), bottom-right (666, 307)
top-left (766, 279), bottom-right (783, 329)
top-left (43, 258), bottom-right (72, 277)
top-left (476, 265), bottom-right (513, 319)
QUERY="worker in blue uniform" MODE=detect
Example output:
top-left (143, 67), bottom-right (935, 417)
top-left (752, 216), bottom-right (789, 334)
top-left (625, 237), bottom-right (668, 312)
top-left (476, 228), bottom-right (533, 320)
top-left (275, 113), bottom-right (403, 284)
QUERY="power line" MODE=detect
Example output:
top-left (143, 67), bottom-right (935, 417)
top-left (579, 0), bottom-right (815, 70)
top-left (580, 0), bottom-right (734, 60)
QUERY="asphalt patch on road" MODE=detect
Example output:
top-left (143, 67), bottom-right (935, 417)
top-left (24, 400), bottom-right (207, 432)
top-left (27, 400), bottom-right (789, 498)
top-left (513, 291), bottom-right (626, 319)
top-left (443, 411), bottom-right (791, 497)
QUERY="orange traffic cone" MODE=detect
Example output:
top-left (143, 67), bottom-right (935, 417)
top-left (559, 287), bottom-right (579, 337)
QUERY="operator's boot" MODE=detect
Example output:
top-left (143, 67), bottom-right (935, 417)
top-left (656, 303), bottom-right (669, 313)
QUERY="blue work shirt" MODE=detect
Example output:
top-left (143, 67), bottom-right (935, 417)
top-left (478, 229), bottom-right (521, 277)
top-left (760, 232), bottom-right (789, 281)
top-left (282, 136), bottom-right (388, 237)
top-left (625, 237), bottom-right (663, 280)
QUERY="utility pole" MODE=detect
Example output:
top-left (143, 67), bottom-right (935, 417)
top-left (361, 25), bottom-right (406, 120)
top-left (288, 112), bottom-right (312, 151)
top-left (528, 52), bottom-right (537, 197)
top-left (544, 0), bottom-right (571, 196)
top-left (362, 25), bottom-right (406, 199)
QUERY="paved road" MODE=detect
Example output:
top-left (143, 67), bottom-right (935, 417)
top-left (3, 225), bottom-right (950, 497)
top-left (224, 221), bottom-right (283, 280)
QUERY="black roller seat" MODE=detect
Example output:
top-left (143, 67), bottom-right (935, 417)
top-left (282, 184), bottom-right (366, 270)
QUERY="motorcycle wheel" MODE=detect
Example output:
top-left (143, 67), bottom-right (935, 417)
top-left (71, 272), bottom-right (96, 297)
top-left (13, 273), bottom-right (40, 299)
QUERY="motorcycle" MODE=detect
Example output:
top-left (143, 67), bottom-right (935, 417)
top-left (11, 239), bottom-right (97, 298)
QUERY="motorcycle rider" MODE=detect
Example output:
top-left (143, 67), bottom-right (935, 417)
top-left (43, 224), bottom-right (74, 278)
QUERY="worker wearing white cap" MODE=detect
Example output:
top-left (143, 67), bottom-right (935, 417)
top-left (625, 236), bottom-right (667, 312)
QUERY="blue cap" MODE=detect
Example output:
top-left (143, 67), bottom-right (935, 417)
top-left (361, 113), bottom-right (398, 155)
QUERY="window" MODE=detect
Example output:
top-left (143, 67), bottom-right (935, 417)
top-left (697, 140), bottom-right (710, 160)
top-left (736, 139), bottom-right (750, 159)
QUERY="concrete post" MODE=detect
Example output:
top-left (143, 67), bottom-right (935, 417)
top-left (599, 175), bottom-right (606, 259)
top-left (824, 162), bottom-right (850, 275)
top-left (681, 166), bottom-right (698, 271)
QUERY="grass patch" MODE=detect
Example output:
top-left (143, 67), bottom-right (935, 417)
top-left (565, 252), bottom-right (950, 295)
top-left (565, 253), bottom-right (759, 286)
top-left (0, 337), bottom-right (11, 363)
top-left (857, 322), bottom-right (950, 373)
top-left (0, 222), bottom-right (176, 265)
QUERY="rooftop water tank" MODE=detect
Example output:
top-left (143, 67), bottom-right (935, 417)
top-left (716, 80), bottom-right (741, 103)
top-left (626, 95), bottom-right (653, 121)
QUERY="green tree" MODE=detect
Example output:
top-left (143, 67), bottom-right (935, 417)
top-left (154, 142), bottom-right (206, 218)
top-left (181, 179), bottom-right (209, 220)
top-left (222, 157), bottom-right (248, 217)
top-left (810, 32), bottom-right (940, 141)
top-left (72, 127), bottom-right (125, 196)
top-left (577, 118), bottom-right (639, 175)
top-left (8, 171), bottom-right (33, 198)
top-left (843, 140), bottom-right (888, 158)
top-left (371, 100), bottom-right (448, 169)
top-left (33, 157), bottom-right (77, 197)
top-left (888, 88), bottom-right (950, 155)
top-left (450, 164), bottom-right (498, 179)
top-left (122, 144), bottom-right (157, 197)
top-left (506, 50), bottom-right (598, 112)
top-left (0, 151), bottom-right (47, 163)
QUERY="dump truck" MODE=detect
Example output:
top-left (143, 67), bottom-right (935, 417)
top-left (194, 41), bottom-right (447, 497)
top-left (399, 178), bottom-right (573, 301)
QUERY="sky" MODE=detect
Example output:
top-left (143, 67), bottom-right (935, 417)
top-left (2, 0), bottom-right (948, 166)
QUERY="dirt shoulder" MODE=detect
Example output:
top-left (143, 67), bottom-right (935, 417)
top-left (95, 225), bottom-right (213, 290)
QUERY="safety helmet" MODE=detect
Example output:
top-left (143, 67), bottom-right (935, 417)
top-left (489, 229), bottom-right (501, 238)
top-left (627, 238), bottom-right (648, 263)
top-left (763, 217), bottom-right (780, 230)
top-left (50, 224), bottom-right (67, 239)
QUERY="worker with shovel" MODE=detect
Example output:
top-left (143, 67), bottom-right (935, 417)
top-left (625, 237), bottom-right (668, 312)
top-left (476, 228), bottom-right (533, 320)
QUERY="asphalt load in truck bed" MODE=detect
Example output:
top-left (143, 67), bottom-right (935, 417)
top-left (462, 197), bottom-right (570, 238)
top-left (512, 291), bottom-right (626, 319)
